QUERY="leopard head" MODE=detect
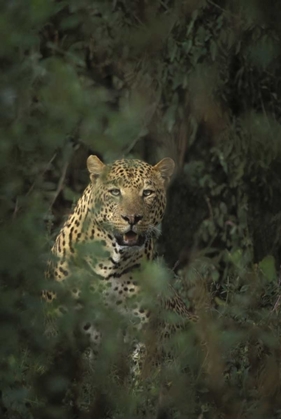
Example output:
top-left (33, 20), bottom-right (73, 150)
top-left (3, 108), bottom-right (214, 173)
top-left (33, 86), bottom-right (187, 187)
top-left (87, 155), bottom-right (175, 247)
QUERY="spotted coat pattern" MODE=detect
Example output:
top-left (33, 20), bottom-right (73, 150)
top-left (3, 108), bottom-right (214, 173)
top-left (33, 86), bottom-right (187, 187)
top-left (44, 155), bottom-right (179, 344)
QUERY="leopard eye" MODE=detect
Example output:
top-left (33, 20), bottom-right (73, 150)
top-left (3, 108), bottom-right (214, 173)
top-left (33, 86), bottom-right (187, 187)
top-left (109, 188), bottom-right (121, 196)
top-left (143, 189), bottom-right (154, 197)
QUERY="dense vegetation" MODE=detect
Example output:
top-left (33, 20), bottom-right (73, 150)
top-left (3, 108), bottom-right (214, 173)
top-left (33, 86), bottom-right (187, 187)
top-left (2, 0), bottom-right (281, 417)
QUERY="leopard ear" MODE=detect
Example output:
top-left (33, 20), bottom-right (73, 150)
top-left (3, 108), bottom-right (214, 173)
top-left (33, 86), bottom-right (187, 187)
top-left (87, 155), bottom-right (105, 182)
top-left (153, 157), bottom-right (175, 185)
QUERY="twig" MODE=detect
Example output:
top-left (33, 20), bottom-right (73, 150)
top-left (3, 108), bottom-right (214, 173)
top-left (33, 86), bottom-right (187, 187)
top-left (272, 266), bottom-right (281, 313)
top-left (12, 152), bottom-right (57, 219)
top-left (205, 195), bottom-right (213, 219)
top-left (206, 0), bottom-right (239, 18)
top-left (49, 160), bottom-right (69, 210)
top-left (271, 295), bottom-right (281, 313)
top-left (12, 197), bottom-right (19, 220)
top-left (172, 260), bottom-right (180, 272)
top-left (26, 152), bottom-right (57, 198)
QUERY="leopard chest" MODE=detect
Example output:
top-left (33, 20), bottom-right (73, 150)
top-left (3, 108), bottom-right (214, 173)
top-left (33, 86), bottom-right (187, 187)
top-left (91, 249), bottom-right (150, 327)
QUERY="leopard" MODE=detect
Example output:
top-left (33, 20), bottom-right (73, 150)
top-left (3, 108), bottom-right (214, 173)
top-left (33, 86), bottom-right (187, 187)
top-left (44, 155), bottom-right (196, 363)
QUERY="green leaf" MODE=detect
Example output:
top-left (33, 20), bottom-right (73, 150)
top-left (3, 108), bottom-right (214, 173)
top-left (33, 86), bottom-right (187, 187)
top-left (259, 255), bottom-right (276, 282)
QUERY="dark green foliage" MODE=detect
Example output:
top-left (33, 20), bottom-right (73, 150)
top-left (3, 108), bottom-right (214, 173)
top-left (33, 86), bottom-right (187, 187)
top-left (1, 0), bottom-right (281, 418)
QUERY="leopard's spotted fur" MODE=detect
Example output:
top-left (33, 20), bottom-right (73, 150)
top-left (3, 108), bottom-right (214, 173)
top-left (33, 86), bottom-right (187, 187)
top-left (44, 155), bottom-right (195, 349)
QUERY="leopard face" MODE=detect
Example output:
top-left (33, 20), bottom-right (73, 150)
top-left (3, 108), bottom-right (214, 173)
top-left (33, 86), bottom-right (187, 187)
top-left (87, 156), bottom-right (175, 248)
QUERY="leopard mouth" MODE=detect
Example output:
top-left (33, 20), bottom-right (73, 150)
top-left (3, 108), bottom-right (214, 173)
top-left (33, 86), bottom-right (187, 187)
top-left (115, 231), bottom-right (145, 247)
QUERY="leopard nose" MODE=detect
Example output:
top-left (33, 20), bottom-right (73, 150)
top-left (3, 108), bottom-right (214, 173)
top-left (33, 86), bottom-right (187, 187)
top-left (121, 214), bottom-right (143, 225)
